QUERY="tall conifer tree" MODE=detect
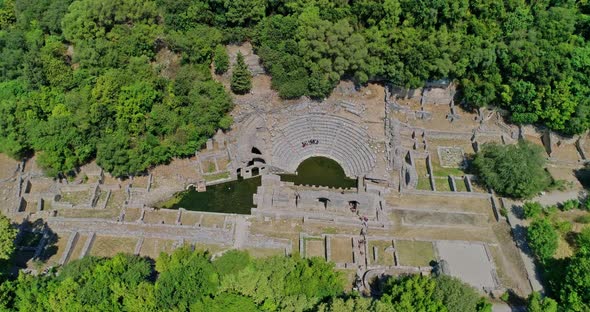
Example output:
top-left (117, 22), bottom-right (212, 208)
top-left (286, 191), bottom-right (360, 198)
top-left (231, 51), bottom-right (252, 94)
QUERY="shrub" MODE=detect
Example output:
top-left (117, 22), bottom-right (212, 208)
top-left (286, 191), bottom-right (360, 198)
top-left (213, 45), bottom-right (229, 74)
top-left (527, 292), bottom-right (558, 312)
top-left (500, 292), bottom-right (509, 302)
top-left (523, 202), bottom-right (543, 219)
top-left (577, 227), bottom-right (590, 251)
top-left (575, 215), bottom-right (590, 224)
top-left (527, 218), bottom-right (558, 261)
top-left (554, 220), bottom-right (573, 235)
top-left (500, 207), bottom-right (508, 217)
top-left (543, 205), bottom-right (559, 216)
top-left (561, 199), bottom-right (580, 211)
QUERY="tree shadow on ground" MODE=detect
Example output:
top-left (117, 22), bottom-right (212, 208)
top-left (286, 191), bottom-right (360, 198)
top-left (574, 167), bottom-right (590, 189)
top-left (11, 218), bottom-right (58, 274)
top-left (510, 204), bottom-right (525, 220)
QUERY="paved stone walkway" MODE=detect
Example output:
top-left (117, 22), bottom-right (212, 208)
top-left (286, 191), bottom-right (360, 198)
top-left (233, 216), bottom-right (249, 249)
top-left (505, 209), bottom-right (544, 293)
top-left (47, 217), bottom-right (234, 245)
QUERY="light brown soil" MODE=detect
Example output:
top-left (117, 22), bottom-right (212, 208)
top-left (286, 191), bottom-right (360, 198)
top-left (330, 237), bottom-right (354, 263)
top-left (246, 247), bottom-right (284, 258)
top-left (89, 236), bottom-right (137, 257)
top-left (200, 214), bottom-right (225, 228)
top-left (139, 238), bottom-right (176, 259)
top-left (68, 234), bottom-right (89, 262)
top-left (180, 211), bottom-right (202, 226)
top-left (124, 208), bottom-right (142, 222)
top-left (390, 193), bottom-right (492, 213)
top-left (305, 238), bottom-right (325, 259)
top-left (491, 223), bottom-right (533, 296)
top-left (143, 209), bottom-right (178, 225)
top-left (0, 153), bottom-right (19, 180)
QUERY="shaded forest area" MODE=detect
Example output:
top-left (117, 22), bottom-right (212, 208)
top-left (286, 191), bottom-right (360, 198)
top-left (1, 0), bottom-right (589, 177)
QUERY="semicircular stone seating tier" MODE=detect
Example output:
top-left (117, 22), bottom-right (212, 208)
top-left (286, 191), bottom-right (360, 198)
top-left (271, 114), bottom-right (376, 177)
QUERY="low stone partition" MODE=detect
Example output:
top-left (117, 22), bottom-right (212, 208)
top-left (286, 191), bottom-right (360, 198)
top-left (89, 184), bottom-right (100, 208)
top-left (251, 208), bottom-right (392, 229)
top-left (59, 231), bottom-right (79, 265)
top-left (401, 189), bottom-right (492, 199)
top-left (134, 237), bottom-right (144, 255)
top-left (80, 233), bottom-right (95, 259)
top-left (425, 130), bottom-right (473, 140)
top-left (426, 155), bottom-right (436, 191)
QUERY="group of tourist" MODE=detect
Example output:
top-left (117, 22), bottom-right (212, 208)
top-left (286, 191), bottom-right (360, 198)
top-left (301, 139), bottom-right (319, 148)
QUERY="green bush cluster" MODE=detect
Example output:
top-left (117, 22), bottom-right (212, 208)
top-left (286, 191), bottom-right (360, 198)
top-left (523, 202), bottom-right (543, 219)
top-left (213, 45), bottom-right (229, 74)
top-left (523, 199), bottom-right (590, 311)
top-left (560, 199), bottom-right (580, 212)
top-left (472, 141), bottom-right (551, 199)
top-left (527, 218), bottom-right (559, 262)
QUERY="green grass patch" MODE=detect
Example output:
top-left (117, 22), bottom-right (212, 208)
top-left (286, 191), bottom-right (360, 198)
top-left (157, 195), bottom-right (182, 209)
top-left (454, 178), bottom-right (468, 192)
top-left (416, 177), bottom-right (432, 190)
top-left (575, 214), bottom-right (590, 224)
top-left (322, 227), bottom-right (338, 234)
top-left (435, 177), bottom-right (452, 192)
top-left (415, 159), bottom-right (429, 177)
top-left (59, 191), bottom-right (89, 205)
top-left (431, 162), bottom-right (465, 177)
top-left (368, 240), bottom-right (395, 266)
top-left (203, 171), bottom-right (230, 182)
top-left (201, 160), bottom-right (217, 173)
top-left (395, 240), bottom-right (436, 267)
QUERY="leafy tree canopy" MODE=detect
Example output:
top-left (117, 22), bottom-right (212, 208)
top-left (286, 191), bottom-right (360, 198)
top-left (472, 140), bottom-right (552, 199)
top-left (0, 213), bottom-right (16, 261)
top-left (527, 218), bottom-right (558, 261)
top-left (0, 0), bottom-right (233, 177)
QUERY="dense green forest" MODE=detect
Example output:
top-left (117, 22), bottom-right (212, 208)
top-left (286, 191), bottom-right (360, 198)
top-left (1, 0), bottom-right (589, 177)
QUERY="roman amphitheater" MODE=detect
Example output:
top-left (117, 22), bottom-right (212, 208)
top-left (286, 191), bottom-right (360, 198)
top-left (2, 44), bottom-right (589, 299)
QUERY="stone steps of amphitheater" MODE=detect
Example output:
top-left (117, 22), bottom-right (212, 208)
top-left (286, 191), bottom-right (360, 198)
top-left (271, 114), bottom-right (376, 177)
top-left (274, 124), bottom-right (368, 148)
top-left (272, 138), bottom-right (373, 175)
